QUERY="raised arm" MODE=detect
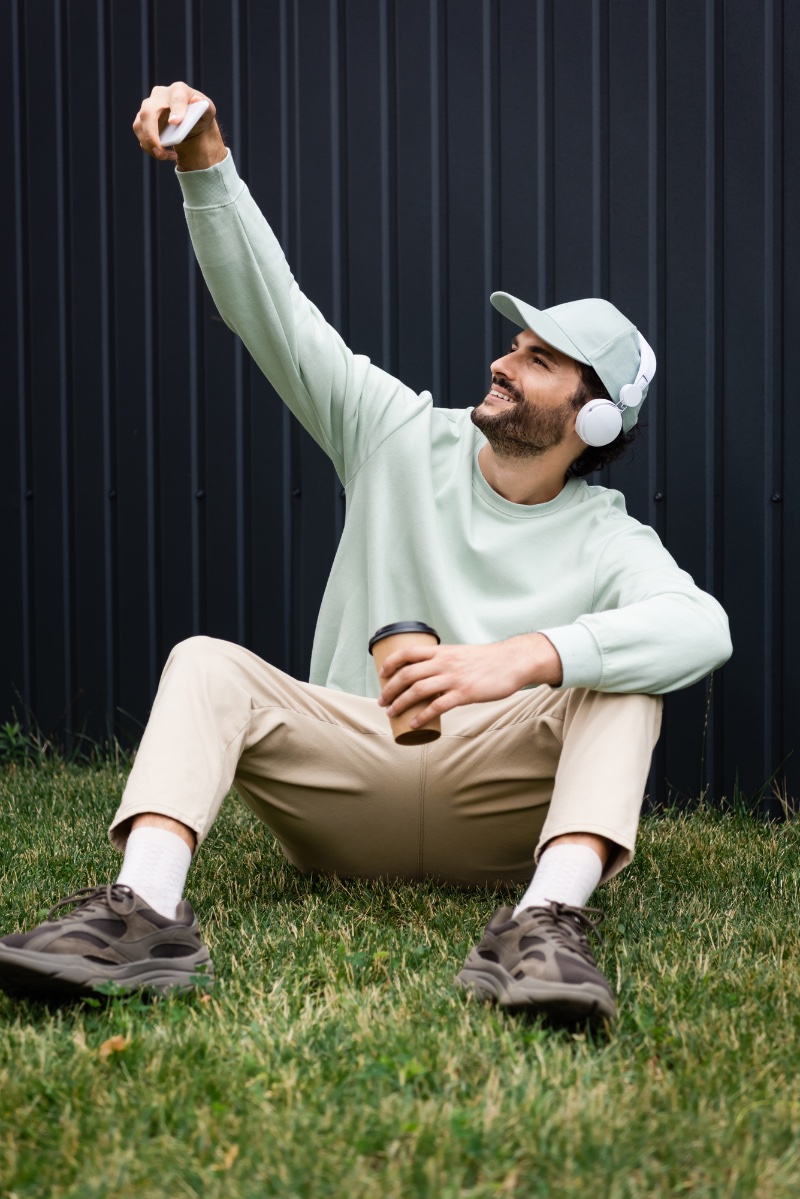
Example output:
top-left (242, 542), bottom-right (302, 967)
top-left (133, 83), bottom-right (428, 483)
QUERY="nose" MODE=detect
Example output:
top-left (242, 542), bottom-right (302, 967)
top-left (490, 349), bottom-right (515, 379)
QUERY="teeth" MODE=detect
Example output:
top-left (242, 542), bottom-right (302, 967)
top-left (491, 390), bottom-right (513, 401)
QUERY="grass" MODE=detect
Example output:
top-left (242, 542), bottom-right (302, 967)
top-left (1, 764), bottom-right (800, 1198)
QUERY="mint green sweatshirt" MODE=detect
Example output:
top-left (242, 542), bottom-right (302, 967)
top-left (177, 153), bottom-right (732, 699)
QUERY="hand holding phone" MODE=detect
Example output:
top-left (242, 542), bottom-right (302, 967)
top-left (159, 99), bottom-right (210, 147)
top-left (133, 84), bottom-right (221, 166)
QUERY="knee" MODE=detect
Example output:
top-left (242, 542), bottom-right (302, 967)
top-left (565, 688), bottom-right (663, 743)
top-left (162, 635), bottom-right (239, 683)
top-left (612, 691), bottom-right (663, 748)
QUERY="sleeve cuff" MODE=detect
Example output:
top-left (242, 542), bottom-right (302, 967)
top-left (539, 622), bottom-right (603, 690)
top-left (175, 149), bottom-right (245, 209)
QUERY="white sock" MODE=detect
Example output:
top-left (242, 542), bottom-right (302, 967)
top-left (513, 844), bottom-right (603, 916)
top-left (116, 826), bottom-right (192, 920)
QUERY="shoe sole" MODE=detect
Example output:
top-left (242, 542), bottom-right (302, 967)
top-left (0, 946), bottom-right (214, 1001)
top-left (455, 960), bottom-right (617, 1023)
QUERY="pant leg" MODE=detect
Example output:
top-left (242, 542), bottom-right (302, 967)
top-left (535, 686), bottom-right (663, 880)
top-left (421, 685), bottom-right (663, 885)
top-left (110, 636), bottom-right (426, 877)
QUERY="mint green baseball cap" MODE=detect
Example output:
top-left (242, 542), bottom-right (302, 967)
top-left (490, 293), bottom-right (651, 431)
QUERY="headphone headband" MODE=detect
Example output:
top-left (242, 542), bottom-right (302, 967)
top-left (617, 330), bottom-right (657, 411)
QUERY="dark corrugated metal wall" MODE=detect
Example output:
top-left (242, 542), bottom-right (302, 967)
top-left (2, 0), bottom-right (797, 809)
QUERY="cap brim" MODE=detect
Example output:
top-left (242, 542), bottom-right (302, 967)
top-left (490, 292), bottom-right (592, 366)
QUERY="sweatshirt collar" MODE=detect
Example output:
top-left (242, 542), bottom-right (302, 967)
top-left (472, 439), bottom-right (584, 518)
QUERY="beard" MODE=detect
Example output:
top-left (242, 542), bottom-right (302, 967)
top-left (471, 384), bottom-right (578, 460)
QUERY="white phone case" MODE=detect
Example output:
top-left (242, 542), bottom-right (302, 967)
top-left (160, 99), bottom-right (210, 147)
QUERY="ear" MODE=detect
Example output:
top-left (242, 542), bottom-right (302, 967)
top-left (569, 405), bottom-right (589, 447)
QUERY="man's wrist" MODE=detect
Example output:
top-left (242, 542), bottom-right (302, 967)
top-left (175, 123), bottom-right (228, 172)
top-left (508, 632), bottom-right (563, 688)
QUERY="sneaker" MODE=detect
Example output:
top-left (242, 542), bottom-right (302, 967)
top-left (0, 884), bottom-right (214, 1001)
top-left (455, 903), bottom-right (617, 1023)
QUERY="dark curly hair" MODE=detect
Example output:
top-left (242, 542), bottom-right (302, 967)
top-left (567, 363), bottom-right (642, 477)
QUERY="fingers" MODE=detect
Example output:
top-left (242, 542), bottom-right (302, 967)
top-left (133, 82), bottom-right (211, 162)
top-left (133, 85), bottom-right (175, 161)
top-left (406, 694), bottom-right (451, 730)
top-left (388, 685), bottom-right (453, 730)
top-left (381, 669), bottom-right (451, 717)
top-left (166, 82), bottom-right (194, 128)
top-left (378, 644), bottom-right (437, 679)
top-left (378, 647), bottom-right (456, 716)
top-left (378, 655), bottom-right (440, 705)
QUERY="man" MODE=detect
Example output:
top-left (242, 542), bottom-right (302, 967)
top-left (0, 83), bottom-right (732, 1023)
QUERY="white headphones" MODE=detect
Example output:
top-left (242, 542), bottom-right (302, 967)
top-left (575, 331), bottom-right (657, 447)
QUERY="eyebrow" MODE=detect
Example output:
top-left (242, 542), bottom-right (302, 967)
top-left (511, 339), bottom-right (558, 363)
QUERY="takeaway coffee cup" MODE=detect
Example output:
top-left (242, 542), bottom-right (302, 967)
top-left (368, 621), bottom-right (442, 745)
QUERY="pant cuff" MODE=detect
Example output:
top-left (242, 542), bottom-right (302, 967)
top-left (534, 823), bottom-right (635, 884)
top-left (108, 804), bottom-right (205, 854)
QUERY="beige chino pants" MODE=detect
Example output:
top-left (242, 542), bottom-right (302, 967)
top-left (110, 636), bottom-right (662, 887)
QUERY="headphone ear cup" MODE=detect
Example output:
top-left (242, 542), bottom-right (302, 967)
top-left (619, 382), bottom-right (643, 408)
top-left (575, 399), bottom-right (623, 448)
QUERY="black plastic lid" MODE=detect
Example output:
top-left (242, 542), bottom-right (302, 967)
top-left (368, 621), bottom-right (441, 654)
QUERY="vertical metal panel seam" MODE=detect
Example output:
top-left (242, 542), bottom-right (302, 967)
top-left (98, 0), bottom-right (118, 731)
top-left (762, 0), bottom-right (774, 784)
top-left (279, 0), bottom-right (290, 248)
top-left (55, 0), bottom-right (75, 744)
top-left (647, 0), bottom-right (668, 798)
top-left (590, 0), bottom-right (611, 490)
top-left (704, 0), bottom-right (725, 798)
top-left (491, 1), bottom-right (501, 357)
top-left (379, 0), bottom-right (388, 368)
top-left (430, 0), bottom-right (448, 404)
top-left (330, 0), bottom-right (342, 335)
top-left (704, 0), bottom-right (724, 598)
top-left (11, 0), bottom-right (34, 721)
top-left (186, 0), bottom-right (203, 635)
top-left (379, 0), bottom-right (398, 373)
top-left (592, 0), bottom-right (601, 293)
top-left (141, 0), bottom-right (160, 692)
top-left (702, 0), bottom-right (714, 798)
top-left (330, 0), bottom-right (346, 540)
top-left (290, 0), bottom-right (304, 673)
top-left (430, 0), bottom-right (440, 401)
top-left (536, 0), bottom-right (546, 301)
top-left (232, 0), bottom-right (247, 645)
top-left (279, 0), bottom-right (293, 669)
top-left (591, 0), bottom-right (609, 297)
top-left (390, 0), bottom-right (399, 372)
top-left (481, 0), bottom-right (494, 368)
top-left (777, 0), bottom-right (791, 796)
top-left (241, 0), bottom-right (253, 645)
top-left (647, 0), bottom-right (666, 539)
top-left (536, 0), bottom-right (553, 303)
top-left (779, 0), bottom-right (791, 795)
top-left (763, 0), bottom-right (784, 793)
top-left (292, 0), bottom-right (302, 272)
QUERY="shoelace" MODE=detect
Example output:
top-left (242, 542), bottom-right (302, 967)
top-left (47, 883), bottom-right (138, 922)
top-left (520, 903), bottom-right (606, 964)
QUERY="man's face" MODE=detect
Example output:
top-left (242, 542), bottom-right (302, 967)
top-left (471, 328), bottom-right (584, 458)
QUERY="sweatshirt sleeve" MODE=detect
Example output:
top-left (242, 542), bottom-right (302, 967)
top-left (176, 152), bottom-right (428, 483)
top-left (541, 522), bottom-right (732, 694)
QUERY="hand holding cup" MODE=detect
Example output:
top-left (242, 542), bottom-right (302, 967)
top-left (369, 622), bottom-right (442, 745)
